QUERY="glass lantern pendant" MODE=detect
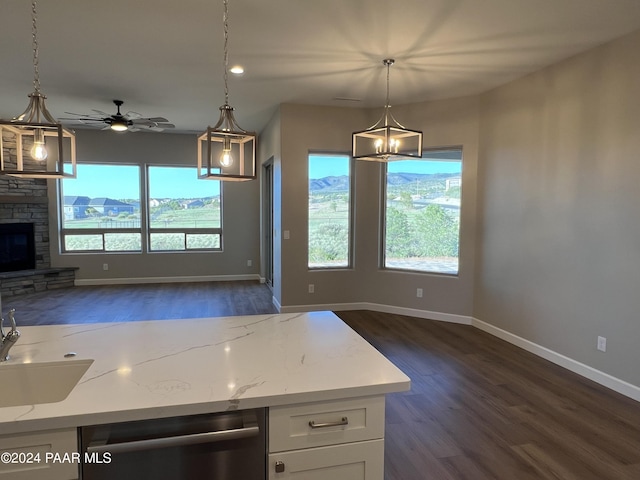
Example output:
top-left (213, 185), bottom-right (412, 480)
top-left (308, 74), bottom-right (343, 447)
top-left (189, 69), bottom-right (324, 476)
top-left (197, 0), bottom-right (256, 181)
top-left (0, 1), bottom-right (76, 178)
top-left (352, 59), bottom-right (422, 162)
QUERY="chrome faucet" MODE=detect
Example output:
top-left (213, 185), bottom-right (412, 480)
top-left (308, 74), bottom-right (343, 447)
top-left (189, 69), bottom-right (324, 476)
top-left (0, 309), bottom-right (20, 361)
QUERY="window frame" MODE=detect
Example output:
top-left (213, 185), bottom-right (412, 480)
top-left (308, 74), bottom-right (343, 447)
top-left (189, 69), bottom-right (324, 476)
top-left (146, 165), bottom-right (223, 253)
top-left (58, 163), bottom-right (223, 254)
top-left (59, 163), bottom-right (143, 254)
top-left (380, 147), bottom-right (463, 276)
top-left (307, 152), bottom-right (355, 270)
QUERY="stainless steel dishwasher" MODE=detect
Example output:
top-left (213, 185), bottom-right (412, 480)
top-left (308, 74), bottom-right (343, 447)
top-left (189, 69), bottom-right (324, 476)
top-left (79, 408), bottom-right (266, 480)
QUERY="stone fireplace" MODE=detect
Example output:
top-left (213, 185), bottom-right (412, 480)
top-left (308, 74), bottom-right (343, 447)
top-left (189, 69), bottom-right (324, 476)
top-left (0, 131), bottom-right (76, 297)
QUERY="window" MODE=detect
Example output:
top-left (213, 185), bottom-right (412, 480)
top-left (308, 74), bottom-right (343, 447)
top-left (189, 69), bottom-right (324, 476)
top-left (147, 166), bottom-right (221, 251)
top-left (383, 149), bottom-right (462, 274)
top-left (60, 164), bottom-right (221, 253)
top-left (308, 154), bottom-right (352, 268)
top-left (60, 164), bottom-right (142, 252)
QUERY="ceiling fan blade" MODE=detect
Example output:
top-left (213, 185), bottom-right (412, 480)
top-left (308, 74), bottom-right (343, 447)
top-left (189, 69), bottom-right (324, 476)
top-left (59, 116), bottom-right (104, 122)
top-left (63, 111), bottom-right (97, 117)
top-left (145, 117), bottom-right (170, 123)
top-left (91, 109), bottom-right (111, 116)
top-left (131, 117), bottom-right (170, 125)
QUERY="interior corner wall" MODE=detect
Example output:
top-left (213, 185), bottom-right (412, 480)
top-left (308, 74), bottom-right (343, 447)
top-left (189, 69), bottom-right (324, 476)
top-left (47, 129), bottom-right (261, 282)
top-left (278, 100), bottom-right (479, 316)
top-left (475, 29), bottom-right (640, 387)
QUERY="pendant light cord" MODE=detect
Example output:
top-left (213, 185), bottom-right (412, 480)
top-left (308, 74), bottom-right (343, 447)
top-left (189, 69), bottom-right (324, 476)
top-left (222, 0), bottom-right (230, 106)
top-left (31, 1), bottom-right (41, 94)
top-left (383, 59), bottom-right (391, 124)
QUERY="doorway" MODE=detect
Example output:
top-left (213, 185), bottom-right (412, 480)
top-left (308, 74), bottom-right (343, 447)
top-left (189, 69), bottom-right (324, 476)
top-left (262, 159), bottom-right (274, 288)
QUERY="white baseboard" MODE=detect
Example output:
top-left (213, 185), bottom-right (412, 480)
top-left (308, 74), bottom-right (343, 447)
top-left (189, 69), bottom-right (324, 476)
top-left (278, 301), bottom-right (472, 325)
top-left (472, 317), bottom-right (640, 402)
top-left (75, 274), bottom-right (261, 286)
top-left (277, 301), bottom-right (639, 402)
top-left (272, 296), bottom-right (282, 312)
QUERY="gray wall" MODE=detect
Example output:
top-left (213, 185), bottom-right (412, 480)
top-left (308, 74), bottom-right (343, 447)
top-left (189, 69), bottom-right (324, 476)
top-left (48, 129), bottom-right (261, 282)
top-left (475, 29), bottom-right (640, 386)
top-left (272, 100), bottom-right (478, 316)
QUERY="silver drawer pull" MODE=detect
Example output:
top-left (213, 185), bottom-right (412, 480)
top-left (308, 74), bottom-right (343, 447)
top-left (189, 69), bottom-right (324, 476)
top-left (308, 416), bottom-right (348, 429)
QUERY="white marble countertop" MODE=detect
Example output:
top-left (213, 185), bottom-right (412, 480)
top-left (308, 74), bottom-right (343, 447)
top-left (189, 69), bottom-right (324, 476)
top-left (0, 311), bottom-right (410, 435)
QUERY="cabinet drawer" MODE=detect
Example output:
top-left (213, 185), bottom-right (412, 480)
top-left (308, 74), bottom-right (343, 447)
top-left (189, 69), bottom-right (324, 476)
top-left (268, 438), bottom-right (383, 480)
top-left (269, 396), bottom-right (384, 452)
top-left (0, 428), bottom-right (78, 480)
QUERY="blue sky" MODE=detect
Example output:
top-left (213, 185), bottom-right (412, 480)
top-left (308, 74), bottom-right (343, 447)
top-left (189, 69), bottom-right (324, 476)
top-left (309, 154), bottom-right (461, 179)
top-left (62, 165), bottom-right (220, 199)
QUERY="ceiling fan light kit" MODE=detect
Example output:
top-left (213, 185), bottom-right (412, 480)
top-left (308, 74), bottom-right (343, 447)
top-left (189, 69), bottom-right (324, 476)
top-left (352, 59), bottom-right (423, 163)
top-left (0, 1), bottom-right (76, 178)
top-left (197, 0), bottom-right (256, 181)
top-left (109, 100), bottom-right (133, 132)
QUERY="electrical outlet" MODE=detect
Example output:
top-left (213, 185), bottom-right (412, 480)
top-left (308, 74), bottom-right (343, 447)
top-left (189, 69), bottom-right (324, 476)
top-left (103, 263), bottom-right (109, 271)
top-left (597, 336), bottom-right (607, 352)
top-left (247, 260), bottom-right (252, 267)
top-left (308, 284), bottom-right (315, 294)
top-left (283, 230), bottom-right (290, 240)
top-left (416, 288), bottom-right (423, 298)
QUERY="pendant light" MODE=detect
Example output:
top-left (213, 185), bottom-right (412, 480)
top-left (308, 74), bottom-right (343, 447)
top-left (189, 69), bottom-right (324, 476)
top-left (352, 59), bottom-right (422, 162)
top-left (197, 0), bottom-right (256, 181)
top-left (0, 1), bottom-right (76, 178)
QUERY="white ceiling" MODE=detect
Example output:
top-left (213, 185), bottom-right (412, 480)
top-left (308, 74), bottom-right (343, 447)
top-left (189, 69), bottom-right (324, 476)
top-left (1, 0), bottom-right (640, 134)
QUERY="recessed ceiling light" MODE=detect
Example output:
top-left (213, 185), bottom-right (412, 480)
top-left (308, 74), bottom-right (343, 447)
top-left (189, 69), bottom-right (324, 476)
top-left (229, 65), bottom-right (244, 75)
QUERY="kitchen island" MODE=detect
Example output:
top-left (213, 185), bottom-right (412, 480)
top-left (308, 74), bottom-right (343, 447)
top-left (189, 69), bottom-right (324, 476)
top-left (0, 311), bottom-right (409, 479)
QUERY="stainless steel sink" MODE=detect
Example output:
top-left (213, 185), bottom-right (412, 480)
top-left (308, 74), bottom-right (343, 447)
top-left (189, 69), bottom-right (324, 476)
top-left (0, 359), bottom-right (93, 408)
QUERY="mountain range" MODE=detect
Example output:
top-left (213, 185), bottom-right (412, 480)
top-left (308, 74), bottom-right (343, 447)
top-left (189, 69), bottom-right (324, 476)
top-left (309, 173), bottom-right (458, 192)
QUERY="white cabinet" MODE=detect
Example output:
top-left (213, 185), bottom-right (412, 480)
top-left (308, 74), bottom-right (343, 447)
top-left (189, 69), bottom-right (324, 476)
top-left (268, 439), bottom-right (383, 480)
top-left (0, 428), bottom-right (78, 480)
top-left (268, 396), bottom-right (385, 480)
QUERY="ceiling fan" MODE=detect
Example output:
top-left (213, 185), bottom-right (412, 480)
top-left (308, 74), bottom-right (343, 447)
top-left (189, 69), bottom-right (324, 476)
top-left (60, 99), bottom-right (175, 132)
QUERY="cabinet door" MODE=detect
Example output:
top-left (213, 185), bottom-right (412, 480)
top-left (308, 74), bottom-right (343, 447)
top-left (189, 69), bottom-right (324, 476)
top-left (268, 439), bottom-right (383, 480)
top-left (0, 428), bottom-right (78, 480)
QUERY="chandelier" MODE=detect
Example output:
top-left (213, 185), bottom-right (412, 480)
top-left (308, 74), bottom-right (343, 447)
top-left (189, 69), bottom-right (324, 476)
top-left (352, 59), bottom-right (422, 162)
top-left (197, 0), bottom-right (256, 181)
top-left (0, 1), bottom-right (76, 178)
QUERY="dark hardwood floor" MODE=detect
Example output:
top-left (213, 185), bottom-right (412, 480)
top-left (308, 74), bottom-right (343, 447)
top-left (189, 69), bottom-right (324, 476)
top-left (3, 281), bottom-right (277, 325)
top-left (3, 284), bottom-right (639, 479)
top-left (336, 310), bottom-right (640, 480)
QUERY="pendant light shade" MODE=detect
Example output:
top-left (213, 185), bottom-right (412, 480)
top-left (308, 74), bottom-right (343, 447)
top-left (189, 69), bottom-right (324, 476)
top-left (352, 59), bottom-right (422, 162)
top-left (198, 0), bottom-right (256, 181)
top-left (0, 1), bottom-right (76, 178)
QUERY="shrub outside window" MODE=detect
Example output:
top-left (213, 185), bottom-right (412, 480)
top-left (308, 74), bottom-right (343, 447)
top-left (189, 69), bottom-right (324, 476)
top-left (383, 149), bottom-right (462, 275)
top-left (308, 154), bottom-right (352, 269)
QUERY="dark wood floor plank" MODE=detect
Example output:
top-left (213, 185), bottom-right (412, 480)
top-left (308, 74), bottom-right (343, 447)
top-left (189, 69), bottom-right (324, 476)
top-left (335, 310), bottom-right (640, 480)
top-left (4, 281), bottom-right (277, 325)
